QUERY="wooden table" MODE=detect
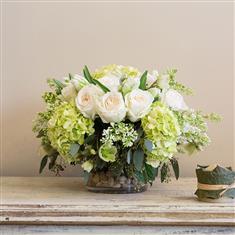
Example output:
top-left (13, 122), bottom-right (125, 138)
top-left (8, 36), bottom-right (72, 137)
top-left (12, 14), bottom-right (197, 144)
top-left (0, 177), bottom-right (234, 234)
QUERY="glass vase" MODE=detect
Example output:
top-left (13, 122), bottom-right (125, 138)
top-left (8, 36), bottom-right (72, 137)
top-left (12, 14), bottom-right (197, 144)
top-left (86, 171), bottom-right (148, 194)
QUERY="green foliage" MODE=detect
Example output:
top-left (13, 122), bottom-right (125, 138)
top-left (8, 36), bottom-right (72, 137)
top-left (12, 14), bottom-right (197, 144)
top-left (167, 69), bottom-right (193, 95)
top-left (203, 113), bottom-right (221, 122)
top-left (39, 155), bottom-right (48, 174)
top-left (133, 146), bottom-right (144, 171)
top-left (47, 78), bottom-right (65, 94)
top-left (174, 110), bottom-right (211, 152)
top-left (127, 149), bottom-right (132, 164)
top-left (161, 163), bottom-right (170, 183)
top-left (69, 143), bottom-right (80, 157)
top-left (139, 70), bottom-right (148, 90)
top-left (83, 65), bottom-right (110, 93)
top-left (170, 158), bottom-right (179, 180)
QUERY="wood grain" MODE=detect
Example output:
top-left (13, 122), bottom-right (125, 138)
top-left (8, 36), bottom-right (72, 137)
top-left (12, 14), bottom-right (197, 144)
top-left (0, 177), bottom-right (234, 226)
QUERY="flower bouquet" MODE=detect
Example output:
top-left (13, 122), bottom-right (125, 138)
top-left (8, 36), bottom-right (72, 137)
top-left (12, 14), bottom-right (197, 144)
top-left (33, 65), bottom-right (220, 193)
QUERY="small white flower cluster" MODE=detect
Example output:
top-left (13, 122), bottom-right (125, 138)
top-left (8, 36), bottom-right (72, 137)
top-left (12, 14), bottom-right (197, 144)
top-left (101, 122), bottom-right (138, 148)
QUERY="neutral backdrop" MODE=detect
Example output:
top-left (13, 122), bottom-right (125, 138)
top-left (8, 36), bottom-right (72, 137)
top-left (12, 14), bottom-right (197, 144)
top-left (1, 1), bottom-right (234, 177)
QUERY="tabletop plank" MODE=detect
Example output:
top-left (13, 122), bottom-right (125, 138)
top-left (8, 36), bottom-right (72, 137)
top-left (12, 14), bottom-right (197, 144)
top-left (0, 177), bottom-right (234, 226)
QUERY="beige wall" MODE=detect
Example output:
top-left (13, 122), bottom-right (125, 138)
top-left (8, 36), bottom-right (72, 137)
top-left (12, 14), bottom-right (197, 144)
top-left (1, 1), bottom-right (234, 177)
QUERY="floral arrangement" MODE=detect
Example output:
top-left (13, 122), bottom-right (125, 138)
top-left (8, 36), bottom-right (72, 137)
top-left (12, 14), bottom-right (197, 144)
top-left (33, 65), bottom-right (220, 185)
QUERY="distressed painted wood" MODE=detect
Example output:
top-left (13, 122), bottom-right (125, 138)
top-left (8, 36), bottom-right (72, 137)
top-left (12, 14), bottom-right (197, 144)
top-left (1, 225), bottom-right (235, 235)
top-left (0, 177), bottom-right (234, 226)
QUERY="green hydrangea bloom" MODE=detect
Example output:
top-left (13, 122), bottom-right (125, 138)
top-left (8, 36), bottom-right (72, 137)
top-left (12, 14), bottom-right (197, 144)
top-left (93, 64), bottom-right (140, 79)
top-left (141, 102), bottom-right (181, 165)
top-left (99, 143), bottom-right (117, 162)
top-left (47, 102), bottom-right (94, 160)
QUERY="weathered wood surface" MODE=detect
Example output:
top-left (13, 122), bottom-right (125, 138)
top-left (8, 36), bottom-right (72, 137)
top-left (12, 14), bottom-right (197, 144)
top-left (1, 225), bottom-right (235, 235)
top-left (0, 177), bottom-right (234, 226)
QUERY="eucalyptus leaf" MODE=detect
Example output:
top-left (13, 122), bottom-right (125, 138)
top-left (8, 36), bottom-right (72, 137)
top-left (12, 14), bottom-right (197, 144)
top-left (49, 155), bottom-right (58, 170)
top-left (133, 146), bottom-right (144, 171)
top-left (170, 158), bottom-right (179, 180)
top-left (145, 163), bottom-right (158, 182)
top-left (39, 155), bottom-right (48, 174)
top-left (139, 70), bottom-right (148, 90)
top-left (161, 163), bottom-right (168, 183)
top-left (127, 149), bottom-right (132, 164)
top-left (144, 139), bottom-right (153, 152)
top-left (84, 134), bottom-right (95, 145)
top-left (135, 171), bottom-right (145, 183)
top-left (83, 171), bottom-right (90, 184)
top-left (69, 143), bottom-right (80, 156)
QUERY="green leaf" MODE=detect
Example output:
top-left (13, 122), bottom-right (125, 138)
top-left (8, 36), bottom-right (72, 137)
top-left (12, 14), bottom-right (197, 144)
top-left (69, 143), bottom-right (80, 156)
top-left (145, 163), bottom-right (158, 182)
top-left (83, 65), bottom-right (110, 93)
top-left (144, 139), bottom-right (153, 152)
top-left (133, 146), bottom-right (144, 171)
top-left (139, 70), bottom-right (148, 90)
top-left (84, 134), bottom-right (95, 145)
top-left (170, 158), bottom-right (179, 180)
top-left (83, 171), bottom-right (90, 184)
top-left (92, 78), bottom-right (110, 93)
top-left (49, 155), bottom-right (58, 170)
top-left (68, 73), bottom-right (73, 80)
top-left (39, 155), bottom-right (48, 174)
top-left (53, 79), bottom-right (65, 89)
top-left (127, 149), bottom-right (132, 164)
top-left (36, 129), bottom-right (44, 138)
top-left (83, 65), bottom-right (95, 84)
top-left (135, 171), bottom-right (145, 183)
top-left (161, 163), bottom-right (168, 183)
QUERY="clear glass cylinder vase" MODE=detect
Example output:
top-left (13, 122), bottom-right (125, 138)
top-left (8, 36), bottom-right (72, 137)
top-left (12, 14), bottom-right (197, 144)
top-left (86, 171), bottom-right (148, 194)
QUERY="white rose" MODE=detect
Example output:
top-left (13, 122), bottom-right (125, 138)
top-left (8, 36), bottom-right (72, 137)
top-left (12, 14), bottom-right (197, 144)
top-left (122, 76), bottom-right (140, 95)
top-left (99, 75), bottom-right (121, 91)
top-left (148, 87), bottom-right (161, 98)
top-left (125, 89), bottom-right (154, 122)
top-left (61, 83), bottom-right (77, 102)
top-left (146, 70), bottom-right (158, 87)
top-left (96, 91), bottom-right (126, 123)
top-left (81, 160), bottom-right (93, 172)
top-left (75, 84), bottom-right (103, 119)
top-left (72, 74), bottom-right (89, 90)
top-left (157, 74), bottom-right (170, 90)
top-left (163, 89), bottom-right (188, 110)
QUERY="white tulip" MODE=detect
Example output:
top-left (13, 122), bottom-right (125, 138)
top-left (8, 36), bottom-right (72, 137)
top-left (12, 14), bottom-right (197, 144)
top-left (163, 89), bottom-right (188, 110)
top-left (99, 75), bottom-right (121, 91)
top-left (75, 84), bottom-right (103, 119)
top-left (125, 89), bottom-right (154, 122)
top-left (61, 83), bottom-right (77, 102)
top-left (96, 91), bottom-right (126, 123)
